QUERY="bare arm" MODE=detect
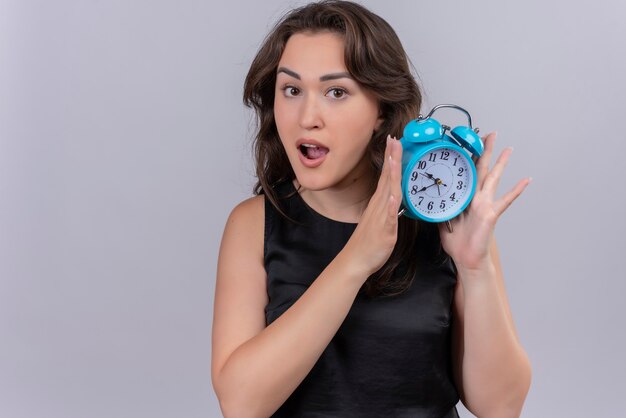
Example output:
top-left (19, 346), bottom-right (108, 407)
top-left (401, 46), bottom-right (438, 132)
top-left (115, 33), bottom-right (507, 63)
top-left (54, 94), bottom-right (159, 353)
top-left (211, 137), bottom-right (403, 418)
top-left (451, 239), bottom-right (532, 418)
top-left (443, 132), bottom-right (532, 417)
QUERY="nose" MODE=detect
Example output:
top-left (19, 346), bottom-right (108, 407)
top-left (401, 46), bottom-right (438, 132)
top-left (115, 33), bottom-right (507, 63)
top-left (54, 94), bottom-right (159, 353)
top-left (299, 94), bottom-right (324, 130)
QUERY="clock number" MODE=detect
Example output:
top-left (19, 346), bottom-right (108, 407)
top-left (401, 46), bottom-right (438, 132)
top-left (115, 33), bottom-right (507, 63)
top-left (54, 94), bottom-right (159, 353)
top-left (449, 192), bottom-right (456, 201)
top-left (439, 200), bottom-right (446, 209)
top-left (427, 201), bottom-right (434, 210)
top-left (418, 196), bottom-right (424, 205)
top-left (457, 167), bottom-right (465, 176)
top-left (428, 153), bottom-right (436, 162)
top-left (440, 151), bottom-right (450, 160)
top-left (453, 157), bottom-right (458, 166)
top-left (411, 185), bottom-right (418, 195)
top-left (411, 171), bottom-right (418, 181)
top-left (457, 181), bottom-right (464, 190)
top-left (417, 161), bottom-right (426, 169)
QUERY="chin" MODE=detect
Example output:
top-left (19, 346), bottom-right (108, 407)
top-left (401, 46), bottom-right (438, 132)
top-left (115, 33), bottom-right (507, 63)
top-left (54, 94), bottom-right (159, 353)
top-left (291, 156), bottom-right (369, 192)
top-left (293, 173), bottom-right (332, 191)
top-left (295, 171), bottom-right (364, 192)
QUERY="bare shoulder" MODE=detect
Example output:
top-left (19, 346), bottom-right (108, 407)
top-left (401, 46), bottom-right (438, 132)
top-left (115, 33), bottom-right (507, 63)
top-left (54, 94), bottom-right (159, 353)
top-left (212, 194), bottom-right (267, 387)
top-left (231, 194), bottom-right (265, 217)
top-left (219, 194), bottom-right (265, 264)
top-left (226, 194), bottom-right (264, 234)
top-left (217, 193), bottom-right (266, 285)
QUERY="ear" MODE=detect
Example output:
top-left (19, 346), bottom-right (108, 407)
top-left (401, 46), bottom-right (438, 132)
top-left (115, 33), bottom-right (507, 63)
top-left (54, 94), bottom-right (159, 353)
top-left (374, 114), bottom-right (384, 132)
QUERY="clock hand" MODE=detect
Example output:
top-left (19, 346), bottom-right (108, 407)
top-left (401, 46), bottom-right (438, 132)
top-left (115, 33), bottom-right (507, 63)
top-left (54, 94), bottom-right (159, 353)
top-left (423, 172), bottom-right (447, 187)
top-left (426, 174), bottom-right (448, 189)
top-left (416, 183), bottom-right (438, 193)
top-left (417, 172), bottom-right (448, 195)
top-left (419, 172), bottom-right (435, 181)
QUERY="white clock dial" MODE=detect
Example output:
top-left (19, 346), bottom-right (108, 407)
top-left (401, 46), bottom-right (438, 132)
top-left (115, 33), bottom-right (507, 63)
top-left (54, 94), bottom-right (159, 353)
top-left (406, 147), bottom-right (474, 220)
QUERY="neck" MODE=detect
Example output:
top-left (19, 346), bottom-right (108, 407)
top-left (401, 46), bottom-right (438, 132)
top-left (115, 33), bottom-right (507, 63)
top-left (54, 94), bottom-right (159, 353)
top-left (295, 168), bottom-right (376, 224)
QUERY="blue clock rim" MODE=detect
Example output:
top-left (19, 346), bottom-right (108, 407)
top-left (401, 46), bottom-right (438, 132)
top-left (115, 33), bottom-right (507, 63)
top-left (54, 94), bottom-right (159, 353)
top-left (400, 141), bottom-right (478, 223)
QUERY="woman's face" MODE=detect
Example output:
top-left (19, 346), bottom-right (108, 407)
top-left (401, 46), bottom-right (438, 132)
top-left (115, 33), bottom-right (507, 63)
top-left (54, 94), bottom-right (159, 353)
top-left (274, 31), bottom-right (382, 191)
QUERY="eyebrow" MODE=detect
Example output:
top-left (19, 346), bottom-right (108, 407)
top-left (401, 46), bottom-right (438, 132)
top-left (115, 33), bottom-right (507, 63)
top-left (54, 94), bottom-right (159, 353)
top-left (277, 67), bottom-right (352, 81)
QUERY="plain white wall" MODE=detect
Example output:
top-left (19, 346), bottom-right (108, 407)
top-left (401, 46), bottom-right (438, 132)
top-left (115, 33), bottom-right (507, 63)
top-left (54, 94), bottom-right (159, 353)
top-left (1, 0), bottom-right (624, 417)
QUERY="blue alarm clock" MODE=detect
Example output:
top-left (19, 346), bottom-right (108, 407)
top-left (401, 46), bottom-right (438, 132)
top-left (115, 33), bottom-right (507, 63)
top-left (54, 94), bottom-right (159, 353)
top-left (399, 104), bottom-right (484, 226)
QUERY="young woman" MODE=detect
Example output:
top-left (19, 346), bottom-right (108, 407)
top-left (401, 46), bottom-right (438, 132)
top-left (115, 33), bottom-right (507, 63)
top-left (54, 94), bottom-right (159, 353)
top-left (212, 1), bottom-right (532, 417)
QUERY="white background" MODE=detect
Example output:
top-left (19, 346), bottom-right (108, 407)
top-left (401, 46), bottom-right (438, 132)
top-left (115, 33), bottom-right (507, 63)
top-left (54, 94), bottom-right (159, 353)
top-left (1, 0), bottom-right (625, 416)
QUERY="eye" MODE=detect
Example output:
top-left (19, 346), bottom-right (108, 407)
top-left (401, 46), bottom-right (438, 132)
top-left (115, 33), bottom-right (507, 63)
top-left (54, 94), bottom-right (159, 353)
top-left (282, 85), bottom-right (300, 97)
top-left (326, 88), bottom-right (348, 99)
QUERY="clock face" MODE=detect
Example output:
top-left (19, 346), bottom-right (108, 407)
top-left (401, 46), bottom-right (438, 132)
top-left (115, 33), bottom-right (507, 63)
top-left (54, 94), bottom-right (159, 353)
top-left (406, 147), bottom-right (475, 221)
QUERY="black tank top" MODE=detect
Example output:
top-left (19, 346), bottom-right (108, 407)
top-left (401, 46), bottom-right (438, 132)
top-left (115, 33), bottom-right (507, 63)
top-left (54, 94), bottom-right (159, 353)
top-left (264, 180), bottom-right (460, 418)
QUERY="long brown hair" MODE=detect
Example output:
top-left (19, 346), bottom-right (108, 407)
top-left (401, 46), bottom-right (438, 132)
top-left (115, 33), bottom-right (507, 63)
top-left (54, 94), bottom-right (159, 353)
top-left (243, 0), bottom-right (446, 298)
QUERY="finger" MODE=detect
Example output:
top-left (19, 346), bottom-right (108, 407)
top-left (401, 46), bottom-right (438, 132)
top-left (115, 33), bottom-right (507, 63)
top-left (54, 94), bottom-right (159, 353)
top-left (378, 135), bottom-right (391, 170)
top-left (390, 137), bottom-right (403, 204)
top-left (482, 146), bottom-right (513, 197)
top-left (380, 136), bottom-right (394, 197)
top-left (386, 193), bottom-right (399, 231)
top-left (369, 136), bottom-right (396, 221)
top-left (373, 136), bottom-right (393, 198)
top-left (376, 140), bottom-right (399, 220)
top-left (494, 177), bottom-right (531, 215)
top-left (391, 135), bottom-right (403, 162)
top-left (476, 132), bottom-right (496, 189)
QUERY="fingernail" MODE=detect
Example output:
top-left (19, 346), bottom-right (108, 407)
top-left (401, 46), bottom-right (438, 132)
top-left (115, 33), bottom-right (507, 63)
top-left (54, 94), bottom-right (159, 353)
top-left (528, 177), bottom-right (533, 183)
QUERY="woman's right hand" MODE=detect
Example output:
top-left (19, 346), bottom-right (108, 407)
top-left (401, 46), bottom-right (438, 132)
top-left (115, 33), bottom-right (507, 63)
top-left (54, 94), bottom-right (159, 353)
top-left (342, 135), bottom-right (403, 279)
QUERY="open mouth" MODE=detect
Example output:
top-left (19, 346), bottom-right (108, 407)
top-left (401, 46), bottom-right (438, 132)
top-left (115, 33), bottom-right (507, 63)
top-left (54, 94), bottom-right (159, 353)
top-left (299, 144), bottom-right (329, 160)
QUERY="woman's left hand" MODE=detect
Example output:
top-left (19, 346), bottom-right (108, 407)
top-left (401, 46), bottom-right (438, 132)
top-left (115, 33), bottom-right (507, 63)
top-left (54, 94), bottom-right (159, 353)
top-left (439, 132), bottom-right (531, 273)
